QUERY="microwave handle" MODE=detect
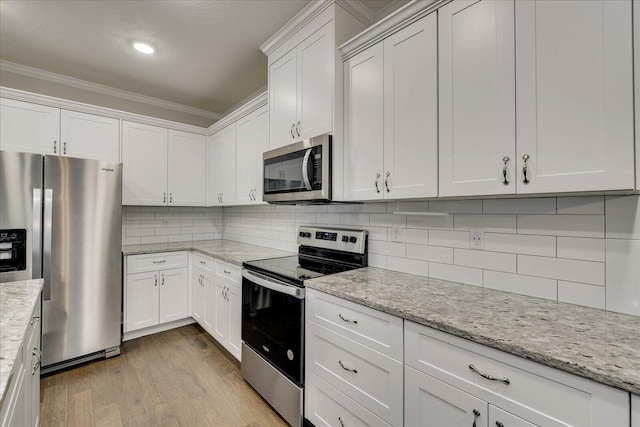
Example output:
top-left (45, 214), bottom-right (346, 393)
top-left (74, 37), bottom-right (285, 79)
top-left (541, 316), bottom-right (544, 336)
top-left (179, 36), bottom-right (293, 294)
top-left (302, 148), bottom-right (313, 191)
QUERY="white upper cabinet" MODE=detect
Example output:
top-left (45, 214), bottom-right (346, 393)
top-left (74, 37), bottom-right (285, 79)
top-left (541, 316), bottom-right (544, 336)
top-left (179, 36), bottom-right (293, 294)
top-left (1, 99), bottom-right (60, 155)
top-left (269, 49), bottom-right (299, 149)
top-left (60, 109), bottom-right (119, 163)
top-left (235, 105), bottom-right (269, 204)
top-left (515, 0), bottom-right (634, 193)
top-left (122, 121), bottom-right (168, 205)
top-left (209, 123), bottom-right (236, 206)
top-left (1, 98), bottom-right (119, 162)
top-left (438, 0), bottom-right (516, 197)
top-left (123, 121), bottom-right (204, 206)
top-left (167, 130), bottom-right (206, 206)
top-left (344, 13), bottom-right (438, 201)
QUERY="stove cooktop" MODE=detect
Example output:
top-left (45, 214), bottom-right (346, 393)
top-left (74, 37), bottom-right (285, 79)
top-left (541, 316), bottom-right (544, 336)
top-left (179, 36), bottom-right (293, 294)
top-left (242, 255), bottom-right (357, 286)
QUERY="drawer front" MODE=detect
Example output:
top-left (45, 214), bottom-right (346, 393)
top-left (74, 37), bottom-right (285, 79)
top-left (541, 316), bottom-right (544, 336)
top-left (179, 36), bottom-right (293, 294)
top-left (215, 260), bottom-right (240, 284)
top-left (489, 405), bottom-right (537, 427)
top-left (307, 289), bottom-right (403, 361)
top-left (127, 252), bottom-right (188, 274)
top-left (405, 321), bottom-right (628, 427)
top-left (192, 252), bottom-right (214, 272)
top-left (306, 372), bottom-right (392, 427)
top-left (306, 322), bottom-right (403, 426)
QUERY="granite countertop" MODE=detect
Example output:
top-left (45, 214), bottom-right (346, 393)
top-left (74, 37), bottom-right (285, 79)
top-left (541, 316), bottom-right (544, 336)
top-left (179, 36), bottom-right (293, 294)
top-left (122, 240), bottom-right (294, 266)
top-left (305, 267), bottom-right (640, 395)
top-left (0, 279), bottom-right (43, 406)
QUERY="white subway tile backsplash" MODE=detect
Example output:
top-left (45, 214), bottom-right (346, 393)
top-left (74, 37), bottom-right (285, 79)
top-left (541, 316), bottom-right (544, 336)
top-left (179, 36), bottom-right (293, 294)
top-left (557, 237), bottom-right (605, 262)
top-left (340, 213), bottom-right (369, 226)
top-left (454, 249), bottom-right (516, 273)
top-left (484, 271), bottom-right (557, 300)
top-left (123, 236), bottom-right (141, 246)
top-left (154, 227), bottom-right (182, 236)
top-left (369, 240), bottom-right (406, 257)
top-left (483, 198), bottom-right (556, 214)
top-left (429, 230), bottom-right (469, 248)
top-left (430, 200), bottom-right (482, 214)
top-left (368, 253), bottom-right (387, 269)
top-left (557, 196), bottom-right (604, 215)
top-left (406, 214), bottom-right (454, 230)
top-left (387, 256), bottom-right (429, 277)
top-left (315, 213), bottom-right (341, 224)
top-left (126, 228), bottom-right (155, 237)
top-left (517, 214), bottom-right (604, 238)
top-left (429, 263), bottom-right (483, 287)
top-left (558, 281), bottom-right (605, 309)
top-left (484, 233), bottom-right (556, 256)
top-left (401, 229), bottom-right (429, 245)
top-left (454, 214), bottom-right (516, 233)
top-left (605, 239), bottom-right (640, 316)
top-left (605, 195), bottom-right (640, 239)
top-left (518, 255), bottom-right (604, 285)
top-left (387, 201), bottom-right (429, 213)
top-left (140, 235), bottom-right (168, 244)
top-left (407, 244), bottom-right (453, 264)
top-left (370, 213), bottom-right (406, 227)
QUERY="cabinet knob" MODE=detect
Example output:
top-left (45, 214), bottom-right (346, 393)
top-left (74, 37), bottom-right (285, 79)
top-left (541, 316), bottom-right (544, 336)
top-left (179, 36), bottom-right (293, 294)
top-left (522, 154), bottom-right (530, 184)
top-left (502, 156), bottom-right (510, 185)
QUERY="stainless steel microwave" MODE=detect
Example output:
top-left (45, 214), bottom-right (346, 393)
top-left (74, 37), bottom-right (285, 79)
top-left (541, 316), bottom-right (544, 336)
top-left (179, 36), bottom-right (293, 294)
top-left (263, 134), bottom-right (331, 204)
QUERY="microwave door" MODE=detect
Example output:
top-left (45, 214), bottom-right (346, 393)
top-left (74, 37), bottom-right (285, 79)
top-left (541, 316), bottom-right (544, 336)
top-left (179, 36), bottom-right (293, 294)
top-left (264, 151), bottom-right (306, 193)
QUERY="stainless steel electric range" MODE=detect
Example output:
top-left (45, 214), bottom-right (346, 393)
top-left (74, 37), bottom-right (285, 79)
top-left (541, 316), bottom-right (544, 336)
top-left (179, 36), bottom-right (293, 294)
top-left (241, 226), bottom-right (369, 426)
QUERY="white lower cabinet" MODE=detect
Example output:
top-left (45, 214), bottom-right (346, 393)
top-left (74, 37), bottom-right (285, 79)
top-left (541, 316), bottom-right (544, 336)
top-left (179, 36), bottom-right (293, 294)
top-left (1, 297), bottom-right (41, 427)
top-left (212, 260), bottom-right (242, 360)
top-left (124, 252), bottom-right (189, 337)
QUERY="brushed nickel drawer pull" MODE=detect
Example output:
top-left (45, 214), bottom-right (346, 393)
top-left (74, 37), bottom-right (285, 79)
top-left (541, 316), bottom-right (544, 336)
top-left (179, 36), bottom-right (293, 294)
top-left (153, 260), bottom-right (166, 264)
top-left (469, 364), bottom-right (510, 384)
top-left (496, 422), bottom-right (504, 427)
top-left (30, 315), bottom-right (40, 326)
top-left (338, 360), bottom-right (357, 374)
top-left (472, 409), bottom-right (480, 427)
top-left (338, 314), bottom-right (357, 324)
top-left (338, 417), bottom-right (345, 427)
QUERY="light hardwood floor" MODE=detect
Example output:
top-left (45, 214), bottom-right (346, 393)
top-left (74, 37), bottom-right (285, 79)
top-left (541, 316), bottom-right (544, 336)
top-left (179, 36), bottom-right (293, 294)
top-left (40, 325), bottom-right (287, 427)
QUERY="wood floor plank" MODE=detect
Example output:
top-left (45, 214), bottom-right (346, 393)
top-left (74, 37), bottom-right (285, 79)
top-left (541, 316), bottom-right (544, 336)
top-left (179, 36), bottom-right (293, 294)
top-left (40, 324), bottom-right (287, 427)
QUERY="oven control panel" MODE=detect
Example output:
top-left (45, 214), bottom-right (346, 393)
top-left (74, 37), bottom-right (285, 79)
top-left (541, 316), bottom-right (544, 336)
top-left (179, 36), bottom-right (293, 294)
top-left (297, 226), bottom-right (367, 254)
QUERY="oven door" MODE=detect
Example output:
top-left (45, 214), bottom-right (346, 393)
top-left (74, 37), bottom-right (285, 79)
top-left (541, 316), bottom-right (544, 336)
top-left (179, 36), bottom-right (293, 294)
top-left (241, 269), bottom-right (305, 386)
top-left (263, 134), bottom-right (331, 203)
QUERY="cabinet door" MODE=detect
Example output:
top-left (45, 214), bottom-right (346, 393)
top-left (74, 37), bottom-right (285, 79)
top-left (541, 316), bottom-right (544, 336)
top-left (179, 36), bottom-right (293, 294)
top-left (235, 112), bottom-right (257, 204)
top-left (206, 132), bottom-right (219, 206)
top-left (202, 271), bottom-right (216, 334)
top-left (158, 267), bottom-right (189, 324)
top-left (439, 0), bottom-right (516, 197)
top-left (343, 42), bottom-right (384, 201)
top-left (226, 283), bottom-right (242, 360)
top-left (383, 13), bottom-right (438, 199)
top-left (515, 0), bottom-right (634, 193)
top-left (0, 98), bottom-right (59, 155)
top-left (125, 271), bottom-right (159, 332)
top-left (489, 405), bottom-right (537, 427)
top-left (122, 121), bottom-right (168, 205)
top-left (60, 110), bottom-right (119, 162)
top-left (211, 124), bottom-right (236, 205)
top-left (252, 106), bottom-right (269, 203)
top-left (213, 278), bottom-right (229, 343)
top-left (633, 394), bottom-right (640, 427)
top-left (297, 22), bottom-right (333, 141)
top-left (405, 365), bottom-right (487, 427)
top-left (168, 130), bottom-right (206, 206)
top-left (269, 49), bottom-right (298, 149)
top-left (191, 268), bottom-right (205, 324)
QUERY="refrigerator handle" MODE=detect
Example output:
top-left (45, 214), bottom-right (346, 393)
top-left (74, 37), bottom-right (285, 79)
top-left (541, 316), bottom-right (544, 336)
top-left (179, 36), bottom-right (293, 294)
top-left (43, 189), bottom-right (53, 301)
top-left (32, 189), bottom-right (42, 280)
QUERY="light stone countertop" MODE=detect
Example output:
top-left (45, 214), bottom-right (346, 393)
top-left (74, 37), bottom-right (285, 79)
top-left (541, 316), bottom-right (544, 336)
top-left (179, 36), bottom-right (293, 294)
top-left (1, 279), bottom-right (43, 406)
top-left (122, 240), bottom-right (294, 266)
top-left (305, 267), bottom-right (640, 395)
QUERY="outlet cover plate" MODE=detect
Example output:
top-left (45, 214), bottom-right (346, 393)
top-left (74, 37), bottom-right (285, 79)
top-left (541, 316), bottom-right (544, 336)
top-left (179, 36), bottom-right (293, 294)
top-left (469, 228), bottom-right (485, 250)
top-left (391, 226), bottom-right (403, 242)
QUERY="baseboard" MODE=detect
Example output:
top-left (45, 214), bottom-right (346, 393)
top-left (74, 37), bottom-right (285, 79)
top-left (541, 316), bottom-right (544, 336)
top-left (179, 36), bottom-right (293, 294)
top-left (123, 317), bottom-right (196, 341)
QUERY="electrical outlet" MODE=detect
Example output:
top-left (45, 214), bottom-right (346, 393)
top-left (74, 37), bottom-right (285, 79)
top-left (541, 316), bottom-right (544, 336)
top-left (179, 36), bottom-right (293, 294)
top-left (469, 228), bottom-right (484, 250)
top-left (391, 226), bottom-right (403, 242)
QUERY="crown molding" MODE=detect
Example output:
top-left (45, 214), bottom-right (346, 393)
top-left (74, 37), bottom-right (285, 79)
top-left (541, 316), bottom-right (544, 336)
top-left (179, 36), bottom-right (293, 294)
top-left (0, 86), bottom-right (208, 134)
top-left (339, 0), bottom-right (450, 60)
top-left (260, 0), bottom-right (333, 57)
top-left (208, 91), bottom-right (268, 135)
top-left (0, 60), bottom-right (221, 121)
top-left (335, 0), bottom-right (375, 26)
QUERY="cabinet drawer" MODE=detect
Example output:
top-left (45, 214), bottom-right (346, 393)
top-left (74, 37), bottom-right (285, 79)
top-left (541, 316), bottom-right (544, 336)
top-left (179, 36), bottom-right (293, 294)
top-left (306, 372), bottom-right (391, 427)
top-left (306, 322), bottom-right (403, 426)
top-left (127, 252), bottom-right (188, 274)
top-left (192, 252), bottom-right (214, 272)
top-left (405, 321), bottom-right (628, 427)
top-left (307, 289), bottom-right (403, 360)
top-left (215, 260), bottom-right (240, 284)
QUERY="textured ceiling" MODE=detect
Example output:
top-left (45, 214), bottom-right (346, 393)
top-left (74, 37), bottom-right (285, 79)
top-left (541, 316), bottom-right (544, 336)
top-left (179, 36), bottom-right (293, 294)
top-left (0, 0), bottom-right (396, 116)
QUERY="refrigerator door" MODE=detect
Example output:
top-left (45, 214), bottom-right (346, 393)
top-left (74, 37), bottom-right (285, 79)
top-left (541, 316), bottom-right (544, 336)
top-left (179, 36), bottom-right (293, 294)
top-left (0, 151), bottom-right (43, 283)
top-left (42, 155), bottom-right (122, 367)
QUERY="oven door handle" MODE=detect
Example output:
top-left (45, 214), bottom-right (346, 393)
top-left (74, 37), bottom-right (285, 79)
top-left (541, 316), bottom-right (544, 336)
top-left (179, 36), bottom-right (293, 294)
top-left (242, 269), bottom-right (305, 300)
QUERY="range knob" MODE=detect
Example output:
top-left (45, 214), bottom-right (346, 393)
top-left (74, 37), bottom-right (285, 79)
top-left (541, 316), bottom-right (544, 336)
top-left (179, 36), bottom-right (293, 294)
top-left (341, 235), bottom-right (349, 242)
top-left (349, 236), bottom-right (357, 243)
top-left (299, 231), bottom-right (305, 237)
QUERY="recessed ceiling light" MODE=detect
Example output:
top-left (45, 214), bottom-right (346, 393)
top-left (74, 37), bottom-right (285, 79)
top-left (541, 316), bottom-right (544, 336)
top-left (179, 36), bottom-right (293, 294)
top-left (132, 41), bottom-right (155, 55)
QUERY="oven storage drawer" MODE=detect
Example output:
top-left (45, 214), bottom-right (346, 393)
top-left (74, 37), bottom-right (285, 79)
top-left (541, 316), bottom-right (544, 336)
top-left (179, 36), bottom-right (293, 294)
top-left (306, 372), bottom-right (392, 427)
top-left (405, 321), bottom-right (629, 427)
top-left (127, 252), bottom-right (188, 274)
top-left (191, 252), bottom-right (214, 272)
top-left (306, 321), bottom-right (403, 426)
top-left (216, 260), bottom-right (240, 284)
top-left (306, 289), bottom-right (403, 360)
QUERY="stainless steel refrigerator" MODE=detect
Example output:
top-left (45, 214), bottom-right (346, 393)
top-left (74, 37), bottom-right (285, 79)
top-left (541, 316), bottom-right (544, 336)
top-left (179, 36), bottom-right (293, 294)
top-left (0, 150), bottom-right (122, 372)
